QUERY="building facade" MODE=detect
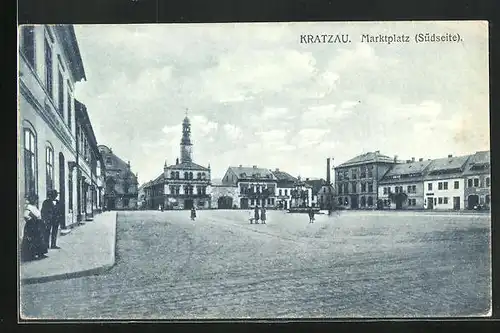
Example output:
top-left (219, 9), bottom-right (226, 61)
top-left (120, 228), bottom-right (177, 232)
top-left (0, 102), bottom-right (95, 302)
top-left (98, 145), bottom-right (139, 210)
top-left (378, 158), bottom-right (432, 210)
top-left (423, 154), bottom-right (471, 210)
top-left (222, 166), bottom-right (277, 209)
top-left (18, 25), bottom-right (87, 236)
top-left (75, 100), bottom-right (104, 221)
top-left (335, 151), bottom-right (399, 209)
top-left (463, 151), bottom-right (490, 210)
top-left (162, 116), bottom-right (211, 210)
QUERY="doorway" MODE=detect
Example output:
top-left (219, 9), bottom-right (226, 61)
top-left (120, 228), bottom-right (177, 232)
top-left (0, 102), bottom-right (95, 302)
top-left (240, 198), bottom-right (249, 209)
top-left (467, 195), bottom-right (479, 210)
top-left (184, 199), bottom-right (194, 210)
top-left (350, 195), bottom-right (359, 209)
top-left (58, 153), bottom-right (66, 228)
top-left (218, 196), bottom-right (233, 209)
top-left (427, 197), bottom-right (434, 209)
top-left (453, 196), bottom-right (461, 210)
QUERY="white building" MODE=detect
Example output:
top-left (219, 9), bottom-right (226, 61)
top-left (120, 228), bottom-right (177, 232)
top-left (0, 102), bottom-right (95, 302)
top-left (18, 25), bottom-right (86, 236)
top-left (423, 154), bottom-right (471, 210)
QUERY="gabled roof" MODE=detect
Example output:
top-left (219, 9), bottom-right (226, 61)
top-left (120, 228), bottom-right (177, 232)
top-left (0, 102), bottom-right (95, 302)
top-left (152, 173), bottom-right (165, 185)
top-left (100, 147), bottom-right (137, 181)
top-left (272, 170), bottom-right (298, 182)
top-left (228, 166), bottom-right (276, 181)
top-left (166, 161), bottom-right (209, 171)
top-left (336, 151), bottom-right (395, 168)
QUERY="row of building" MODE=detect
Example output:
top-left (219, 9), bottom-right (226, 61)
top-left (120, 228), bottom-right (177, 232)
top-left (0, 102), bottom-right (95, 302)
top-left (140, 114), bottom-right (489, 212)
top-left (334, 150), bottom-right (490, 211)
top-left (139, 115), bottom-right (332, 211)
top-left (18, 24), bottom-right (139, 236)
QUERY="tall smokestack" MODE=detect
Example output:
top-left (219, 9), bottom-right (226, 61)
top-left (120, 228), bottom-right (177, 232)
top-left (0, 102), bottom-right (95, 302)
top-left (326, 158), bottom-right (331, 184)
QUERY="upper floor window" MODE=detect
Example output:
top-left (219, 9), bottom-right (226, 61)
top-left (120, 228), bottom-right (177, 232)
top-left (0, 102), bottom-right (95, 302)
top-left (184, 172), bottom-right (188, 179)
top-left (438, 182), bottom-right (443, 190)
top-left (486, 177), bottom-right (490, 187)
top-left (428, 183), bottom-right (432, 191)
top-left (44, 38), bottom-right (53, 98)
top-left (123, 182), bottom-right (129, 194)
top-left (57, 70), bottom-right (64, 117)
top-left (67, 89), bottom-right (72, 129)
top-left (189, 172), bottom-right (193, 180)
top-left (454, 181), bottom-right (459, 189)
top-left (351, 169), bottom-right (357, 180)
top-left (21, 26), bottom-right (35, 68)
top-left (443, 182), bottom-right (448, 190)
top-left (368, 182), bottom-right (373, 192)
top-left (197, 172), bottom-right (201, 179)
top-left (46, 145), bottom-right (54, 191)
top-left (367, 166), bottom-right (373, 178)
top-left (474, 178), bottom-right (479, 187)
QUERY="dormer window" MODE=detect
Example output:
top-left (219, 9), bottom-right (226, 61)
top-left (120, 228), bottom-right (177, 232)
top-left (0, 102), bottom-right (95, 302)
top-left (106, 157), bottom-right (112, 166)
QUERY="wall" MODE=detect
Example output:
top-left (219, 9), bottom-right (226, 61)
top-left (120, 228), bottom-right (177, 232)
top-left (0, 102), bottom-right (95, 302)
top-left (378, 182), bottom-right (425, 209)
top-left (464, 173), bottom-right (491, 209)
top-left (423, 178), bottom-right (464, 210)
top-left (209, 185), bottom-right (240, 208)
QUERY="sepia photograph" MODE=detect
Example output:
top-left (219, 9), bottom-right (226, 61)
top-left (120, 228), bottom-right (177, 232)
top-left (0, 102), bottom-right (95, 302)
top-left (17, 21), bottom-right (491, 319)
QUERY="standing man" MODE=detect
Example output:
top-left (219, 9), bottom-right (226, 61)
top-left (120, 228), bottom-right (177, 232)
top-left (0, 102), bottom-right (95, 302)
top-left (254, 205), bottom-right (260, 224)
top-left (41, 189), bottom-right (63, 249)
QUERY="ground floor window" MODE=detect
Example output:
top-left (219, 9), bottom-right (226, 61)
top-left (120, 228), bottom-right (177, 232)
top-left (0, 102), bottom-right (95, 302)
top-left (338, 197), bottom-right (342, 205)
top-left (367, 196), bottom-right (373, 206)
top-left (485, 195), bottom-right (490, 205)
top-left (443, 197), bottom-right (448, 204)
top-left (123, 198), bottom-right (129, 207)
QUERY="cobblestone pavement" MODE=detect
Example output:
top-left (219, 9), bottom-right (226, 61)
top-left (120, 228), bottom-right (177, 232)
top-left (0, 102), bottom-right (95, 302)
top-left (20, 210), bottom-right (491, 319)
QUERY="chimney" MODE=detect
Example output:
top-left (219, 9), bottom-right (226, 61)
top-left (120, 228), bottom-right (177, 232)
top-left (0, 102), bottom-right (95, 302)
top-left (253, 165), bottom-right (257, 168)
top-left (239, 164), bottom-right (242, 168)
top-left (419, 158), bottom-right (423, 162)
top-left (375, 150), bottom-right (380, 154)
top-left (448, 154), bottom-right (453, 158)
top-left (275, 168), bottom-right (279, 172)
top-left (306, 178), bottom-right (310, 181)
top-left (412, 157), bottom-right (415, 162)
top-left (394, 155), bottom-right (398, 163)
top-left (176, 158), bottom-right (179, 165)
top-left (326, 158), bottom-right (331, 184)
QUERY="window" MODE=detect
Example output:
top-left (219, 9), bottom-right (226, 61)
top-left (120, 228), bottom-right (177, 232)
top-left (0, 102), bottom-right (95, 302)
top-left (67, 86), bottom-right (72, 128)
top-left (438, 197), bottom-right (443, 204)
top-left (338, 186), bottom-right (342, 195)
top-left (443, 197), bottom-right (449, 204)
top-left (338, 197), bottom-right (342, 205)
top-left (45, 145), bottom-right (54, 191)
top-left (485, 195), bottom-right (490, 205)
top-left (24, 128), bottom-right (37, 197)
top-left (251, 199), bottom-right (255, 205)
top-left (360, 167), bottom-right (366, 178)
top-left (407, 185), bottom-right (412, 193)
top-left (367, 166), bottom-right (373, 178)
top-left (279, 189), bottom-right (282, 196)
top-left (351, 182), bottom-right (356, 193)
top-left (443, 182), bottom-right (448, 190)
top-left (454, 181), bottom-right (459, 189)
top-left (58, 70), bottom-right (64, 117)
top-left (395, 186), bottom-right (399, 194)
top-left (44, 38), bottom-right (53, 98)
top-left (105, 157), bottom-right (112, 166)
top-left (284, 189), bottom-right (288, 196)
top-left (68, 169), bottom-right (73, 210)
top-left (468, 179), bottom-right (473, 188)
top-left (343, 183), bottom-right (349, 194)
top-left (184, 172), bottom-right (188, 179)
top-left (197, 172), bottom-right (201, 179)
top-left (344, 197), bottom-right (349, 205)
top-left (383, 187), bottom-right (388, 195)
top-left (123, 198), bottom-right (129, 207)
top-left (21, 26), bottom-right (35, 68)
top-left (434, 198), bottom-right (437, 205)
top-left (361, 196), bottom-right (366, 207)
top-left (428, 183), bottom-right (432, 191)
top-left (486, 177), bottom-right (490, 187)
top-left (473, 178), bottom-right (479, 187)
top-left (367, 196), bottom-right (373, 206)
top-left (202, 172), bottom-right (206, 179)
top-left (368, 182), bottom-right (373, 192)
top-left (351, 169), bottom-right (357, 180)
top-left (361, 183), bottom-right (366, 192)
top-left (123, 182), bottom-right (129, 194)
top-left (438, 182), bottom-right (443, 190)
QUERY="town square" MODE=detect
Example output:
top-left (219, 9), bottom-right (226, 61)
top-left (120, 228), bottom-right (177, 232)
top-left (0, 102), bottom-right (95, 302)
top-left (18, 22), bottom-right (491, 319)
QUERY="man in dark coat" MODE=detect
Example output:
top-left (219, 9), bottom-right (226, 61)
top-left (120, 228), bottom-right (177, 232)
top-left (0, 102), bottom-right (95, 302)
top-left (41, 189), bottom-right (64, 249)
top-left (254, 205), bottom-right (260, 224)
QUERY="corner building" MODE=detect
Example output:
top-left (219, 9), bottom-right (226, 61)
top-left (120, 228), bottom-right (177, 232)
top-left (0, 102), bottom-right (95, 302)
top-left (18, 25), bottom-right (86, 235)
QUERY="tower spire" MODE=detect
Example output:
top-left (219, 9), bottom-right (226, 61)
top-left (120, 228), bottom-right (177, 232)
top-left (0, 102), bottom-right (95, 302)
top-left (180, 109), bottom-right (193, 163)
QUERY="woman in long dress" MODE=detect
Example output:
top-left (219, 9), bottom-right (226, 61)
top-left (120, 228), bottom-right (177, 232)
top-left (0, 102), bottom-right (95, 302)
top-left (21, 194), bottom-right (48, 261)
top-left (260, 206), bottom-right (267, 224)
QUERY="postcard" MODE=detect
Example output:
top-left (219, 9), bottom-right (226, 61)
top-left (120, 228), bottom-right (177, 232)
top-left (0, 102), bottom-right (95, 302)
top-left (18, 21), bottom-right (490, 320)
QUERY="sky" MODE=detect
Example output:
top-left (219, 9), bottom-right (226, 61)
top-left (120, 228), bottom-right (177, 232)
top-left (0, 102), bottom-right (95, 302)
top-left (73, 21), bottom-right (489, 185)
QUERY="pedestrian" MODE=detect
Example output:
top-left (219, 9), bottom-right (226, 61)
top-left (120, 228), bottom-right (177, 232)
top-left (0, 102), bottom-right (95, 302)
top-left (41, 189), bottom-right (63, 249)
top-left (249, 210), bottom-right (255, 224)
top-left (260, 206), bottom-right (267, 224)
top-left (308, 207), bottom-right (315, 223)
top-left (254, 205), bottom-right (260, 224)
top-left (21, 194), bottom-right (48, 261)
top-left (191, 205), bottom-right (197, 221)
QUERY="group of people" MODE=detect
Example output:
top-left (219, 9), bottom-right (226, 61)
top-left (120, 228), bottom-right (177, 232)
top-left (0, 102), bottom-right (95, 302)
top-left (249, 206), bottom-right (267, 224)
top-left (21, 189), bottom-right (64, 262)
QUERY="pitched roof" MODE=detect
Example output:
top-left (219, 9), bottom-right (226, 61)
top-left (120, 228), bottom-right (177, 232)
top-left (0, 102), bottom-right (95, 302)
top-left (166, 161), bottom-right (209, 171)
top-left (272, 170), bottom-right (298, 182)
top-left (463, 150), bottom-right (490, 175)
top-left (381, 160), bottom-right (433, 179)
top-left (228, 166), bottom-right (276, 180)
top-left (304, 179), bottom-right (327, 194)
top-left (336, 151), bottom-right (395, 168)
top-left (426, 155), bottom-right (471, 173)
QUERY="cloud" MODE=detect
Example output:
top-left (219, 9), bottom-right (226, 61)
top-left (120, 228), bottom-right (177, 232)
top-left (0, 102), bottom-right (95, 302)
top-left (223, 123), bottom-right (243, 141)
top-left (261, 107), bottom-right (291, 120)
top-left (296, 128), bottom-right (330, 147)
top-left (191, 115), bottom-right (219, 137)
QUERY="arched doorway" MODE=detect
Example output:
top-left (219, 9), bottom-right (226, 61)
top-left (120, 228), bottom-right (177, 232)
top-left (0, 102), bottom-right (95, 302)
top-left (218, 196), bottom-right (233, 209)
top-left (58, 153), bottom-right (66, 228)
top-left (468, 195), bottom-right (479, 210)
